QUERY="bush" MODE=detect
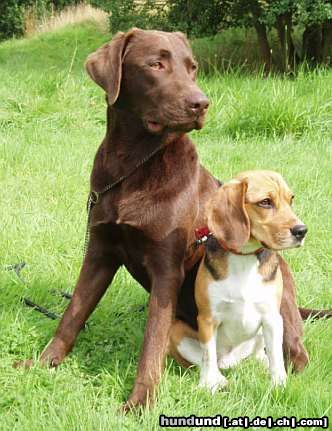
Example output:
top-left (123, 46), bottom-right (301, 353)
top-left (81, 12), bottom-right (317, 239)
top-left (109, 0), bottom-right (168, 33)
top-left (0, 0), bottom-right (80, 41)
top-left (0, 1), bottom-right (26, 40)
top-left (167, 0), bottom-right (224, 37)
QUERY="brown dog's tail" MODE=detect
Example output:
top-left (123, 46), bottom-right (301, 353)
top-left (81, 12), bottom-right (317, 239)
top-left (299, 307), bottom-right (332, 320)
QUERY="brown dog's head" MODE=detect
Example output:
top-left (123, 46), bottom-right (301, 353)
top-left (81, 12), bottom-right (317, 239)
top-left (85, 28), bottom-right (209, 134)
top-left (206, 170), bottom-right (307, 252)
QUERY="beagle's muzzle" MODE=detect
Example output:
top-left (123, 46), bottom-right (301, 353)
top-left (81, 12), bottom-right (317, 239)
top-left (169, 170), bottom-right (307, 392)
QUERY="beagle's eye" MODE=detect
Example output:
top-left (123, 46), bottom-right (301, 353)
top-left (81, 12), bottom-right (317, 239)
top-left (258, 198), bottom-right (274, 208)
top-left (191, 63), bottom-right (198, 72)
top-left (149, 61), bottom-right (165, 70)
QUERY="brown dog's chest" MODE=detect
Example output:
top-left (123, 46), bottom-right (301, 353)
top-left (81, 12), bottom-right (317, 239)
top-left (91, 221), bottom-right (189, 292)
top-left (91, 137), bottom-right (201, 241)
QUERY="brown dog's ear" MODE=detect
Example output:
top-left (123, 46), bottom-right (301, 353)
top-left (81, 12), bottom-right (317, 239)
top-left (206, 181), bottom-right (250, 252)
top-left (85, 31), bottom-right (132, 105)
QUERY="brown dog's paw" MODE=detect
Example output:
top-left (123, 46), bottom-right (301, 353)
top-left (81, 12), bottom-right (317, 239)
top-left (121, 397), bottom-right (148, 414)
top-left (121, 387), bottom-right (154, 414)
top-left (291, 350), bottom-right (309, 373)
top-left (13, 354), bottom-right (63, 369)
top-left (285, 343), bottom-right (309, 374)
top-left (121, 400), bottom-right (142, 415)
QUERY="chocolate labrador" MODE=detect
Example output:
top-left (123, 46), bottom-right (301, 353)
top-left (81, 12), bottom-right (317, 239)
top-left (18, 28), bottom-right (324, 410)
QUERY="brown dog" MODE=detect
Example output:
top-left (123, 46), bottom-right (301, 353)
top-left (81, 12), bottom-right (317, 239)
top-left (18, 29), bottom-right (311, 410)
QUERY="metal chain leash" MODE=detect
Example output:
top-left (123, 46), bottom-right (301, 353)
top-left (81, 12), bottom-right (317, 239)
top-left (83, 142), bottom-right (165, 257)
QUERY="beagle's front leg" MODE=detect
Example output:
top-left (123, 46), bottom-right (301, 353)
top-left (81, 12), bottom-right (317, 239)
top-left (262, 311), bottom-right (287, 386)
top-left (197, 315), bottom-right (228, 393)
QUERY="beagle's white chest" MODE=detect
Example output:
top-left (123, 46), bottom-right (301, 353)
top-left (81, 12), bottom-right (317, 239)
top-left (208, 254), bottom-right (277, 344)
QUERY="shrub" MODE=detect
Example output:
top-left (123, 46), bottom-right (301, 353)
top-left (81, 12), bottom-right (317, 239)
top-left (0, 0), bottom-right (80, 41)
top-left (0, 1), bottom-right (26, 40)
top-left (109, 0), bottom-right (168, 33)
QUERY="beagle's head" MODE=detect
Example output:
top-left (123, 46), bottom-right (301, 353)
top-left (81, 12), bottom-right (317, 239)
top-left (206, 170), bottom-right (307, 252)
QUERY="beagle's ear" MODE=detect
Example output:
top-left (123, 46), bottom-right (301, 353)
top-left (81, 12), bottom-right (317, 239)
top-left (206, 181), bottom-right (250, 252)
top-left (85, 30), bottom-right (133, 105)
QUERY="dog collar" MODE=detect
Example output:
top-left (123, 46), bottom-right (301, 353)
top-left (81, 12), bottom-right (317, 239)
top-left (194, 226), bottom-right (264, 256)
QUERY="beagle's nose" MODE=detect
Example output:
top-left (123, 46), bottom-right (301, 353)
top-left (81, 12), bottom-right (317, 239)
top-left (186, 91), bottom-right (209, 114)
top-left (290, 224), bottom-right (308, 240)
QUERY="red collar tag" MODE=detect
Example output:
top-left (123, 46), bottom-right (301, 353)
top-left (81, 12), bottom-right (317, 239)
top-left (194, 226), bottom-right (264, 255)
top-left (195, 226), bottom-right (210, 241)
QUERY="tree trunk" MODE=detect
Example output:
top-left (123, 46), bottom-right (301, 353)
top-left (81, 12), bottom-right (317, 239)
top-left (285, 13), bottom-right (298, 70)
top-left (322, 20), bottom-right (332, 64)
top-left (254, 21), bottom-right (272, 74)
top-left (251, 3), bottom-right (271, 74)
top-left (303, 24), bottom-right (323, 64)
top-left (276, 13), bottom-right (298, 72)
top-left (276, 15), bottom-right (286, 71)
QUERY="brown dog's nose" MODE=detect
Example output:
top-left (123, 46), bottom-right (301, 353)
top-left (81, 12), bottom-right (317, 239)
top-left (186, 91), bottom-right (209, 115)
top-left (290, 224), bottom-right (308, 240)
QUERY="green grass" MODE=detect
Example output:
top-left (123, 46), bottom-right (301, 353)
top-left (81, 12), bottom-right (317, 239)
top-left (0, 22), bottom-right (331, 430)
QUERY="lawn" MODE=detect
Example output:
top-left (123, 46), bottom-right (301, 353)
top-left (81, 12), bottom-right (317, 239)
top-left (0, 22), bottom-right (331, 430)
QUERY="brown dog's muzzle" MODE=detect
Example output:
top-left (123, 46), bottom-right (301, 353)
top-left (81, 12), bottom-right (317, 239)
top-left (186, 90), bottom-right (209, 116)
top-left (183, 90), bottom-right (209, 129)
top-left (151, 84), bottom-right (209, 133)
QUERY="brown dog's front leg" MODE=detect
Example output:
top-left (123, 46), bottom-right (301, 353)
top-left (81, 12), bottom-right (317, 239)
top-left (16, 246), bottom-right (120, 368)
top-left (279, 256), bottom-right (309, 372)
top-left (124, 270), bottom-right (183, 411)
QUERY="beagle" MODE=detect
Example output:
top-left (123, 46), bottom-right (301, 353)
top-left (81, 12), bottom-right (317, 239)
top-left (170, 170), bottom-right (307, 392)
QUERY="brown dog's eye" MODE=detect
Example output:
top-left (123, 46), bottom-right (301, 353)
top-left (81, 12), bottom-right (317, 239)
top-left (290, 195), bottom-right (295, 205)
top-left (258, 198), bottom-right (273, 208)
top-left (150, 61), bottom-right (164, 70)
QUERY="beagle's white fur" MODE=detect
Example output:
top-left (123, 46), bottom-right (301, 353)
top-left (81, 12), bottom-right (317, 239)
top-left (170, 170), bottom-right (307, 392)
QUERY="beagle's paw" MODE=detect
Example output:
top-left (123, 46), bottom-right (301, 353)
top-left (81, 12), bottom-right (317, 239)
top-left (254, 350), bottom-right (269, 368)
top-left (199, 370), bottom-right (228, 394)
top-left (218, 354), bottom-right (239, 369)
top-left (271, 369), bottom-right (287, 387)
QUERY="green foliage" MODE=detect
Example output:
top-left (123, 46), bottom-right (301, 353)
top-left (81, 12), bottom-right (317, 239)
top-left (52, 0), bottom-right (80, 8)
top-left (109, 0), bottom-right (168, 33)
top-left (167, 0), bottom-right (225, 37)
top-left (258, 0), bottom-right (294, 27)
top-left (0, 1), bottom-right (26, 39)
top-left (89, 0), bottom-right (113, 12)
top-left (295, 0), bottom-right (332, 26)
top-left (0, 0), bottom-right (80, 41)
top-left (166, 0), bottom-right (332, 33)
top-left (249, 0), bottom-right (332, 28)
